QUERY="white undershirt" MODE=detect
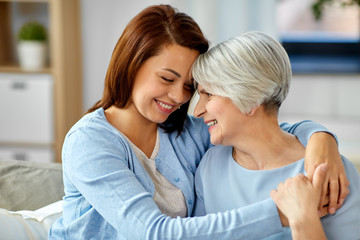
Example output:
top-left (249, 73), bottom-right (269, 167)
top-left (120, 130), bottom-right (187, 218)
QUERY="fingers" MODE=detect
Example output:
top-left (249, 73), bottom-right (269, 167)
top-left (338, 174), bottom-right (350, 207)
top-left (319, 184), bottom-right (329, 211)
top-left (306, 165), bottom-right (317, 182)
top-left (313, 164), bottom-right (327, 191)
top-left (328, 178), bottom-right (339, 214)
top-left (312, 164), bottom-right (327, 210)
top-left (318, 205), bottom-right (329, 218)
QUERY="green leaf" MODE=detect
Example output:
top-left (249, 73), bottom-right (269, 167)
top-left (18, 21), bottom-right (47, 41)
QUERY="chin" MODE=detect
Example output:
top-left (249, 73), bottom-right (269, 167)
top-left (153, 115), bottom-right (170, 124)
top-left (210, 137), bottom-right (221, 146)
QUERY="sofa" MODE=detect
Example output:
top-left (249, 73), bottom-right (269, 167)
top-left (1, 158), bottom-right (359, 240)
top-left (0, 159), bottom-right (64, 239)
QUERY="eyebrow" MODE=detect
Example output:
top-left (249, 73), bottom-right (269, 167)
top-left (162, 68), bottom-right (181, 78)
top-left (197, 85), bottom-right (206, 94)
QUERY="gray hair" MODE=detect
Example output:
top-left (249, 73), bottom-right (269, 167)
top-left (192, 31), bottom-right (292, 114)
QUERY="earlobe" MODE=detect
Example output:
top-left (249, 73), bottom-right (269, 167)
top-left (246, 105), bottom-right (260, 116)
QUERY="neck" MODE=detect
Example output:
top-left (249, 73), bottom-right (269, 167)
top-left (105, 105), bottom-right (157, 158)
top-left (232, 112), bottom-right (305, 170)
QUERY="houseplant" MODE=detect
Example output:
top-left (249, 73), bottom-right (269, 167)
top-left (17, 21), bottom-right (48, 71)
top-left (312, 0), bottom-right (360, 20)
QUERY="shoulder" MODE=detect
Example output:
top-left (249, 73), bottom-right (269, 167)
top-left (197, 145), bottom-right (232, 176)
top-left (67, 109), bottom-right (122, 140)
top-left (68, 108), bottom-right (115, 135)
top-left (341, 155), bottom-right (360, 185)
top-left (63, 108), bottom-right (130, 157)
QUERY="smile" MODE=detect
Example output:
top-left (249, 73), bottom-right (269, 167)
top-left (156, 100), bottom-right (174, 110)
top-left (155, 100), bottom-right (175, 114)
top-left (207, 120), bottom-right (218, 127)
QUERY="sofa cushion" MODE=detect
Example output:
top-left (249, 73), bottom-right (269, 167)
top-left (0, 200), bottom-right (63, 240)
top-left (0, 160), bottom-right (64, 211)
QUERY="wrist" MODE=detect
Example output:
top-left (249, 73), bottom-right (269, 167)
top-left (277, 207), bottom-right (289, 227)
top-left (288, 211), bottom-right (320, 231)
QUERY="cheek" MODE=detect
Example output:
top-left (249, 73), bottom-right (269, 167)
top-left (184, 91), bottom-right (193, 103)
top-left (206, 102), bottom-right (221, 116)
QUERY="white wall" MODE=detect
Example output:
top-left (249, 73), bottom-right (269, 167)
top-left (279, 74), bottom-right (360, 166)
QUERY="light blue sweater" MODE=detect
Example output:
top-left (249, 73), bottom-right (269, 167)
top-left (49, 108), bottom-right (331, 239)
top-left (194, 145), bottom-right (360, 239)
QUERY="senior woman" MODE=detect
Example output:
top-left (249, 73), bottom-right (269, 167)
top-left (192, 31), bottom-right (360, 239)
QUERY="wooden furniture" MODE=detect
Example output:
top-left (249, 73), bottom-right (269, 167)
top-left (0, 0), bottom-right (83, 163)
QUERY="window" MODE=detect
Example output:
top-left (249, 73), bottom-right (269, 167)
top-left (277, 0), bottom-right (360, 73)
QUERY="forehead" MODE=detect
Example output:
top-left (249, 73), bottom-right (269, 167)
top-left (196, 83), bottom-right (206, 92)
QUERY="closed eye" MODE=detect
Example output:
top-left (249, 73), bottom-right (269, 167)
top-left (184, 83), bottom-right (194, 91)
top-left (199, 90), bottom-right (212, 98)
top-left (161, 76), bottom-right (174, 82)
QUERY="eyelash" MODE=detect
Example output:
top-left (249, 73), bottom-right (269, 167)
top-left (162, 76), bottom-right (194, 91)
top-left (161, 77), bottom-right (173, 82)
top-left (206, 93), bottom-right (212, 97)
top-left (185, 84), bottom-right (194, 90)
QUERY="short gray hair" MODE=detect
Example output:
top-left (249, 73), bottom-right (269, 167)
top-left (192, 31), bottom-right (291, 114)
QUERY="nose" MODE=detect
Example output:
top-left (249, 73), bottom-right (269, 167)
top-left (168, 84), bottom-right (190, 104)
top-left (193, 94), bottom-right (206, 118)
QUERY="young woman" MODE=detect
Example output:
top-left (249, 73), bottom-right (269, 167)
top-left (192, 31), bottom-right (359, 239)
top-left (49, 5), bottom-right (348, 239)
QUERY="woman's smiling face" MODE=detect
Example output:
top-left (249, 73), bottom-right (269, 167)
top-left (194, 84), bottom-right (246, 146)
top-left (129, 44), bottom-right (199, 124)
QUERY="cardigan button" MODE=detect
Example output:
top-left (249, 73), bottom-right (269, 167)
top-left (188, 200), bottom-right (193, 205)
top-left (155, 158), bottom-right (161, 164)
top-left (174, 177), bottom-right (180, 182)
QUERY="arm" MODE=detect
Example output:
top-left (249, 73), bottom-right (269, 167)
top-left (66, 127), bottom-right (283, 239)
top-left (280, 120), bottom-right (349, 214)
top-left (271, 164), bottom-right (328, 240)
top-left (193, 163), bottom-right (206, 216)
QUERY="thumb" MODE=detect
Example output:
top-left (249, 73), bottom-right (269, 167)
top-left (312, 163), bottom-right (327, 193)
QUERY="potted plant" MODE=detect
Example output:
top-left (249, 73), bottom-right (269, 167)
top-left (312, 0), bottom-right (360, 20)
top-left (17, 21), bottom-right (47, 71)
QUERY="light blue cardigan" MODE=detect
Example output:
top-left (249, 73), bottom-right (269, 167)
top-left (49, 108), bottom-right (330, 239)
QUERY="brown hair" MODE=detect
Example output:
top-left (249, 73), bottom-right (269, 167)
top-left (87, 4), bottom-right (208, 134)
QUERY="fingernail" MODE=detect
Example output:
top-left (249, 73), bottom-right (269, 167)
top-left (339, 198), bottom-right (344, 206)
top-left (318, 210), bottom-right (322, 216)
top-left (330, 207), bottom-right (336, 214)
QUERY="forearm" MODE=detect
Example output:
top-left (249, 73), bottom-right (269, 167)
top-left (154, 198), bottom-right (284, 240)
top-left (280, 120), bottom-right (337, 147)
top-left (306, 132), bottom-right (339, 162)
top-left (290, 213), bottom-right (327, 240)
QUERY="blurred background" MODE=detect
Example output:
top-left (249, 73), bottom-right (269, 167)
top-left (0, 0), bottom-right (359, 168)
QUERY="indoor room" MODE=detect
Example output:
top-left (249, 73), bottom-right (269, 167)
top-left (0, 0), bottom-right (359, 239)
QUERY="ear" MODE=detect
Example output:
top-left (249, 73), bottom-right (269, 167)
top-left (246, 105), bottom-right (260, 116)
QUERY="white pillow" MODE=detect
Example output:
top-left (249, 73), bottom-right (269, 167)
top-left (0, 200), bottom-right (62, 240)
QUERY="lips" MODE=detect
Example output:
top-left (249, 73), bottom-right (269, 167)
top-left (155, 100), bottom-right (175, 114)
top-left (205, 119), bottom-right (218, 132)
top-left (206, 120), bottom-right (218, 127)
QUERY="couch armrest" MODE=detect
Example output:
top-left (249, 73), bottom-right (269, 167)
top-left (0, 160), bottom-right (64, 211)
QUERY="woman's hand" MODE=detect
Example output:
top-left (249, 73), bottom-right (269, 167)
top-left (271, 164), bottom-right (327, 240)
top-left (305, 132), bottom-right (350, 215)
